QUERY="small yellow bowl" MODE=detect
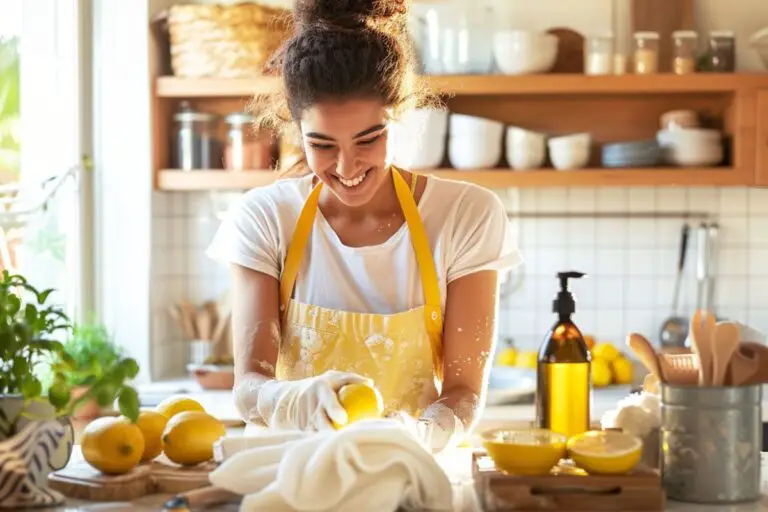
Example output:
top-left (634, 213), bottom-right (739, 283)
top-left (481, 428), bottom-right (568, 476)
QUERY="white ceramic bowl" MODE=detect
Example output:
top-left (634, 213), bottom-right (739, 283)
top-left (449, 129), bottom-right (503, 170)
top-left (506, 126), bottom-right (546, 170)
top-left (450, 113), bottom-right (504, 136)
top-left (549, 148), bottom-right (590, 170)
top-left (493, 31), bottom-right (558, 75)
top-left (656, 128), bottom-right (724, 166)
top-left (548, 133), bottom-right (591, 150)
top-left (389, 108), bottom-right (448, 169)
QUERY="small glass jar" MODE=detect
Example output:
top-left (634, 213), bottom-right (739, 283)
top-left (223, 113), bottom-right (274, 171)
top-left (584, 34), bottom-right (615, 76)
top-left (705, 30), bottom-right (736, 72)
top-left (633, 31), bottom-right (660, 74)
top-left (672, 30), bottom-right (698, 74)
top-left (173, 101), bottom-right (221, 170)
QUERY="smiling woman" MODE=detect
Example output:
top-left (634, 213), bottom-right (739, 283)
top-left (206, 0), bottom-right (522, 454)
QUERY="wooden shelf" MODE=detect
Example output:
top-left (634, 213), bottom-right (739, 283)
top-left (157, 168), bottom-right (743, 191)
top-left (155, 73), bottom-right (768, 98)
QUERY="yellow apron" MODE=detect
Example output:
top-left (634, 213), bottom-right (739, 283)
top-left (277, 169), bottom-right (444, 417)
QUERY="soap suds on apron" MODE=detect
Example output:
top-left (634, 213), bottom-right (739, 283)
top-left (365, 334), bottom-right (394, 353)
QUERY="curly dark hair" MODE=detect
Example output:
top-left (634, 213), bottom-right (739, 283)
top-left (251, 0), bottom-right (435, 170)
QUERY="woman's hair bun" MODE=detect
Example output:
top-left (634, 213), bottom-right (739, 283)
top-left (293, 0), bottom-right (406, 30)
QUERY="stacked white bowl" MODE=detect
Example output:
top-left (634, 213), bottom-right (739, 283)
top-left (389, 108), bottom-right (448, 170)
top-left (448, 114), bottom-right (504, 170)
top-left (493, 30), bottom-right (559, 75)
top-left (506, 126), bottom-right (546, 170)
top-left (656, 128), bottom-right (723, 167)
top-left (547, 133), bottom-right (592, 170)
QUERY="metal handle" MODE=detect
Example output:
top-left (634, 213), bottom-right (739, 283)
top-left (677, 223), bottom-right (690, 271)
top-left (705, 223), bottom-right (720, 314)
top-left (695, 223), bottom-right (709, 310)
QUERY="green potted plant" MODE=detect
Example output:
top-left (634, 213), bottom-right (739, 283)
top-left (43, 321), bottom-right (126, 419)
top-left (0, 270), bottom-right (140, 507)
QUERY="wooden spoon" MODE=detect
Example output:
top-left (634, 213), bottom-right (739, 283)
top-left (690, 310), bottom-right (715, 386)
top-left (626, 333), bottom-right (663, 382)
top-left (710, 322), bottom-right (741, 386)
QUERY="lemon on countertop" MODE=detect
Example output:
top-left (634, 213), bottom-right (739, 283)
top-left (567, 430), bottom-right (642, 475)
top-left (496, 347), bottom-right (518, 366)
top-left (515, 351), bottom-right (538, 370)
top-left (162, 410), bottom-right (227, 466)
top-left (333, 382), bottom-right (384, 429)
top-left (136, 410), bottom-right (169, 462)
top-left (611, 356), bottom-right (634, 385)
top-left (481, 428), bottom-right (567, 476)
top-left (591, 359), bottom-right (613, 388)
top-left (81, 416), bottom-right (145, 474)
top-left (591, 343), bottom-right (619, 363)
top-left (155, 396), bottom-right (205, 419)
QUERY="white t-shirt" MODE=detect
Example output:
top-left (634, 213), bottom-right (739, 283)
top-left (206, 174), bottom-right (522, 314)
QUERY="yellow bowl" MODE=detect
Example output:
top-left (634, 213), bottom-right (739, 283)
top-left (481, 428), bottom-right (567, 476)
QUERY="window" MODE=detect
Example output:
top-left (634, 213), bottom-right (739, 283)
top-left (0, 0), bottom-right (90, 321)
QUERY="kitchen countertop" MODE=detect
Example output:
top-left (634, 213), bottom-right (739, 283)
top-left (35, 453), bottom-right (768, 511)
top-left (37, 382), bottom-right (768, 511)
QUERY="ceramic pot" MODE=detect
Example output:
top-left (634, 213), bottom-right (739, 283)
top-left (0, 395), bottom-right (74, 508)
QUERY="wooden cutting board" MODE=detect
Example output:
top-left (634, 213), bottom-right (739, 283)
top-left (48, 456), bottom-right (216, 501)
top-left (473, 452), bottom-right (666, 511)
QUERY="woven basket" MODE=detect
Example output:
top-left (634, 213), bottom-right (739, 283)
top-left (167, 2), bottom-right (292, 78)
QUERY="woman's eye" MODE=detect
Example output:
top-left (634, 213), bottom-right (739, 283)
top-left (357, 135), bottom-right (382, 146)
top-left (308, 142), bottom-right (335, 150)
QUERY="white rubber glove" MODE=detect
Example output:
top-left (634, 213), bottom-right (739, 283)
top-left (387, 407), bottom-right (465, 454)
top-left (255, 371), bottom-right (373, 431)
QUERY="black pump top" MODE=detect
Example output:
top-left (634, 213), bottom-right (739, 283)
top-left (553, 271), bottom-right (586, 317)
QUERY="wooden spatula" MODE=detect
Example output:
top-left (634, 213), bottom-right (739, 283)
top-left (711, 322), bottom-right (741, 386)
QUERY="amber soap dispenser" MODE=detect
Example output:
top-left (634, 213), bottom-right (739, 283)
top-left (535, 271), bottom-right (592, 438)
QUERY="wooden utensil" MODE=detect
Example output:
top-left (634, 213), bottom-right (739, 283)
top-left (710, 321), bottom-right (741, 385)
top-left (626, 333), bottom-right (662, 382)
top-left (690, 310), bottom-right (715, 385)
top-left (658, 353), bottom-right (699, 386)
top-left (545, 27), bottom-right (584, 74)
top-left (195, 307), bottom-right (212, 341)
top-left (168, 305), bottom-right (196, 339)
top-left (730, 342), bottom-right (767, 386)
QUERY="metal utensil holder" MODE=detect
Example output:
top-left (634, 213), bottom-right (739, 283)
top-left (661, 384), bottom-right (761, 504)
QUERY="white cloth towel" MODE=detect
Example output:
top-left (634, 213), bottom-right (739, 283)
top-left (209, 419), bottom-right (454, 512)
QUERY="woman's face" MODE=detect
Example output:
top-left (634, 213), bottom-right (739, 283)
top-left (300, 98), bottom-right (391, 208)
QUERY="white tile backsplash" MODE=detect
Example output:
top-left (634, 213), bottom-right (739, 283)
top-left (149, 185), bottom-right (768, 379)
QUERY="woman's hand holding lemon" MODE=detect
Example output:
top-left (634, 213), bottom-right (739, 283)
top-left (257, 370), bottom-right (374, 431)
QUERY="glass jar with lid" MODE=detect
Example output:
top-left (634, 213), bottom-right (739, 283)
top-left (173, 101), bottom-right (221, 170)
top-left (584, 34), bottom-right (615, 76)
top-left (672, 30), bottom-right (698, 74)
top-left (633, 31), bottom-right (660, 74)
top-left (224, 113), bottom-right (274, 171)
top-left (704, 30), bottom-right (736, 72)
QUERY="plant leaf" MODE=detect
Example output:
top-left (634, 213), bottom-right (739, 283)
top-left (21, 376), bottom-right (42, 399)
top-left (95, 384), bottom-right (115, 407)
top-left (117, 358), bottom-right (140, 380)
top-left (117, 386), bottom-right (140, 422)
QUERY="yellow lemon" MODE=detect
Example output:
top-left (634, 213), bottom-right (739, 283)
top-left (162, 410), bottom-right (227, 466)
top-left (592, 359), bottom-right (612, 387)
top-left (136, 410), bottom-right (169, 462)
top-left (333, 383), bottom-right (384, 429)
top-left (81, 416), bottom-right (145, 474)
top-left (611, 356), bottom-right (635, 385)
top-left (496, 347), bottom-right (518, 366)
top-left (591, 343), bottom-right (619, 363)
top-left (481, 428), bottom-right (567, 476)
top-left (155, 396), bottom-right (205, 419)
top-left (567, 430), bottom-right (642, 475)
top-left (515, 351), bottom-right (538, 370)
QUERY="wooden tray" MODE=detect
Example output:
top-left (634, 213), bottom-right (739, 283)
top-left (473, 452), bottom-right (666, 511)
top-left (48, 456), bottom-right (216, 501)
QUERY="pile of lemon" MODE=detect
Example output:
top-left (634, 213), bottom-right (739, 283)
top-left (482, 428), bottom-right (643, 477)
top-left (590, 342), bottom-right (634, 388)
top-left (496, 337), bottom-right (634, 388)
top-left (81, 396), bottom-right (226, 475)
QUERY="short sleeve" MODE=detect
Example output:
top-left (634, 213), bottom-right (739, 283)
top-left (446, 188), bottom-right (523, 284)
top-left (205, 189), bottom-right (281, 279)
